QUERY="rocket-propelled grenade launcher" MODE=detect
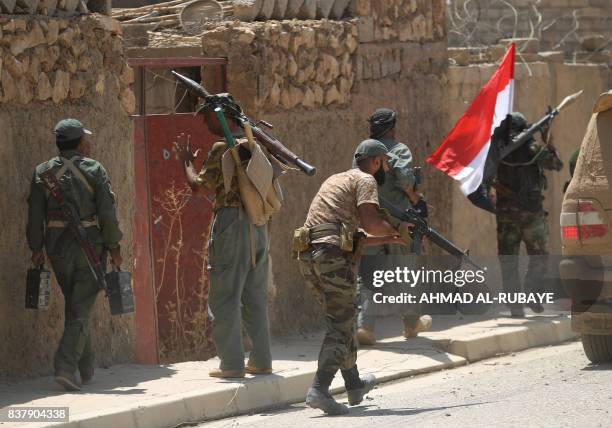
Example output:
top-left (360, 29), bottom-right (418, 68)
top-left (172, 70), bottom-right (316, 176)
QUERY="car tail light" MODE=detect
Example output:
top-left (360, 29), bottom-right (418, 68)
top-left (561, 199), bottom-right (608, 241)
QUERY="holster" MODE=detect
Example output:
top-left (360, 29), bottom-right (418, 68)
top-left (352, 231), bottom-right (367, 262)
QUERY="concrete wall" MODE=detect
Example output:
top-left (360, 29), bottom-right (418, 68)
top-left (447, 0), bottom-right (611, 56)
top-left (0, 16), bottom-right (135, 380)
top-left (446, 61), bottom-right (609, 260)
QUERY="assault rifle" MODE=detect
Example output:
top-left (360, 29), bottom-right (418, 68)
top-left (499, 90), bottom-right (583, 160)
top-left (172, 71), bottom-right (316, 176)
top-left (39, 171), bottom-right (107, 292)
top-left (379, 195), bottom-right (482, 270)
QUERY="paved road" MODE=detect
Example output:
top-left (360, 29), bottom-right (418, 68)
top-left (200, 341), bottom-right (612, 428)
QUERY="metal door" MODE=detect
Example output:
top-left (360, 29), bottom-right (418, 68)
top-left (131, 58), bottom-right (227, 364)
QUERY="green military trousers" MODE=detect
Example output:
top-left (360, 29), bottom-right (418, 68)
top-left (357, 243), bottom-right (420, 332)
top-left (497, 210), bottom-right (549, 308)
top-left (298, 244), bottom-right (358, 372)
top-left (50, 243), bottom-right (101, 374)
top-left (207, 207), bottom-right (272, 372)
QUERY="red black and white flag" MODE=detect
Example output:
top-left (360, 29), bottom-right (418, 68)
top-left (427, 43), bottom-right (516, 212)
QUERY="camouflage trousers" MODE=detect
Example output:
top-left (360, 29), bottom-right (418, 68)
top-left (297, 244), bottom-right (358, 372)
top-left (497, 209), bottom-right (549, 304)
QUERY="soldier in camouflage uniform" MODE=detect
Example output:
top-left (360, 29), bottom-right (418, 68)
top-left (494, 112), bottom-right (563, 318)
top-left (356, 108), bottom-right (432, 346)
top-left (174, 111), bottom-right (272, 378)
top-left (296, 139), bottom-right (408, 415)
top-left (27, 119), bottom-right (123, 391)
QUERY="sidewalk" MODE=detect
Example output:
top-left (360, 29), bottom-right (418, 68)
top-left (0, 310), bottom-right (577, 428)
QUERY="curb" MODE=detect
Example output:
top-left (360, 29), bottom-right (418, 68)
top-left (27, 317), bottom-right (576, 428)
top-left (445, 316), bottom-right (578, 362)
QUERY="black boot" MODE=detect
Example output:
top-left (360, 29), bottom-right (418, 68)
top-left (306, 369), bottom-right (348, 415)
top-left (342, 366), bottom-right (376, 406)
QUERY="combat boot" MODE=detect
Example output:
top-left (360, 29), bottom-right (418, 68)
top-left (356, 328), bottom-right (376, 346)
top-left (306, 388), bottom-right (349, 415)
top-left (404, 315), bottom-right (432, 338)
top-left (347, 373), bottom-right (377, 406)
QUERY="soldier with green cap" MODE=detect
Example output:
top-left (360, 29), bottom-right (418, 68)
top-left (493, 111), bottom-right (563, 318)
top-left (355, 108), bottom-right (432, 346)
top-left (27, 119), bottom-right (123, 391)
top-left (295, 139), bottom-right (409, 415)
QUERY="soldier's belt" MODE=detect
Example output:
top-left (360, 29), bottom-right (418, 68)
top-left (311, 223), bottom-right (355, 252)
top-left (292, 223), bottom-right (355, 256)
top-left (47, 219), bottom-right (99, 228)
top-left (309, 223), bottom-right (341, 241)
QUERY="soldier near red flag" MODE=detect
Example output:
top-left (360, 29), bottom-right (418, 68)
top-left (355, 108), bottom-right (432, 346)
top-left (494, 112), bottom-right (563, 318)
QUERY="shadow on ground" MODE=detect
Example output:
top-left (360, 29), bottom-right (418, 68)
top-left (0, 365), bottom-right (177, 408)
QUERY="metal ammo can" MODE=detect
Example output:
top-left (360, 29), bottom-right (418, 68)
top-left (105, 268), bottom-right (135, 315)
top-left (25, 267), bottom-right (52, 310)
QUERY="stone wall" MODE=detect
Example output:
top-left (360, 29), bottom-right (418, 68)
top-left (0, 15), bottom-right (135, 380)
top-left (447, 0), bottom-right (610, 57)
top-left (0, 15), bottom-right (135, 113)
top-left (192, 0), bottom-right (449, 334)
top-left (0, 0), bottom-right (111, 15)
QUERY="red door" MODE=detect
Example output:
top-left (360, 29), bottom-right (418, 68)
top-left (131, 58), bottom-right (227, 364)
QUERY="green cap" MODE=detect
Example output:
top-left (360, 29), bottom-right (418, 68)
top-left (53, 119), bottom-right (92, 142)
top-left (353, 138), bottom-right (392, 163)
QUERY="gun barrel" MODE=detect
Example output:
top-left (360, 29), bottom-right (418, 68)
top-left (250, 124), bottom-right (317, 176)
top-left (512, 113), bottom-right (555, 148)
top-left (172, 70), bottom-right (317, 176)
top-left (295, 158), bottom-right (317, 176)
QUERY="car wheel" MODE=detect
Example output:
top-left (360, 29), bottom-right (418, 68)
top-left (581, 334), bottom-right (612, 363)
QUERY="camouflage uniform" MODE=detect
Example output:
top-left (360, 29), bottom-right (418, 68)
top-left (196, 139), bottom-right (272, 372)
top-left (299, 168), bottom-right (379, 372)
top-left (27, 148), bottom-right (122, 377)
top-left (298, 246), bottom-right (358, 371)
top-left (496, 114), bottom-right (563, 308)
top-left (355, 138), bottom-right (420, 332)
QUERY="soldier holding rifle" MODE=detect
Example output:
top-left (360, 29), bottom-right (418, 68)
top-left (27, 119), bottom-right (123, 391)
top-left (294, 139), bottom-right (409, 415)
top-left (492, 111), bottom-right (563, 318)
top-left (356, 108), bottom-right (432, 346)
top-left (173, 72), bottom-right (315, 378)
